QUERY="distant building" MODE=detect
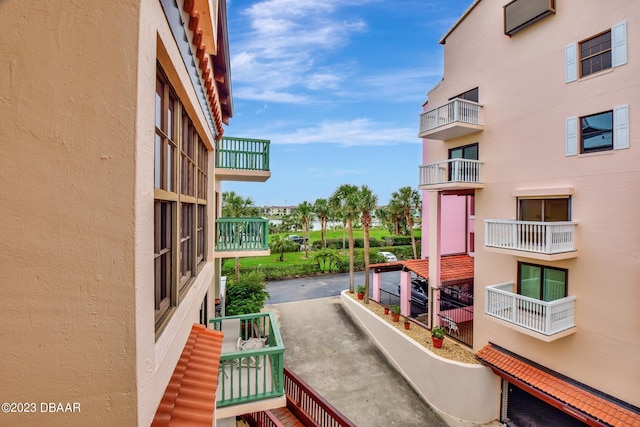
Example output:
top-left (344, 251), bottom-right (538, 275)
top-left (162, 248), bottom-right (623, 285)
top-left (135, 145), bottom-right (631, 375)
top-left (259, 205), bottom-right (297, 216)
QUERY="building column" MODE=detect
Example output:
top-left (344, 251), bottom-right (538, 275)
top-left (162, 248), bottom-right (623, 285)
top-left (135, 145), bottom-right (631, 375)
top-left (428, 191), bottom-right (442, 329)
top-left (399, 270), bottom-right (411, 316)
top-left (372, 271), bottom-right (381, 301)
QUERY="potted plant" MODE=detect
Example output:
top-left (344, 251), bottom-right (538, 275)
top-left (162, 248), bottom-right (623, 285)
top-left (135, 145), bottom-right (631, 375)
top-left (403, 316), bottom-right (411, 330)
top-left (383, 305), bottom-right (390, 315)
top-left (390, 304), bottom-right (401, 322)
top-left (431, 326), bottom-right (446, 348)
top-left (356, 285), bottom-right (365, 300)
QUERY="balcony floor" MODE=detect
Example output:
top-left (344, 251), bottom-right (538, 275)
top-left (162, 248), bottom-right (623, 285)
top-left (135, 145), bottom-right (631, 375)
top-left (484, 310), bottom-right (576, 342)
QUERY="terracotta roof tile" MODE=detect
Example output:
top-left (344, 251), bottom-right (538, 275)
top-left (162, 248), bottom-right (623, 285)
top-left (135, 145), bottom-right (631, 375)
top-left (152, 324), bottom-right (223, 427)
top-left (477, 344), bottom-right (640, 427)
top-left (372, 255), bottom-right (474, 284)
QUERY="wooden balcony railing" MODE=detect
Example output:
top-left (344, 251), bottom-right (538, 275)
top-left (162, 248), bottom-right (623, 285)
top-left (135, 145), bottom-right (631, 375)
top-left (215, 217), bottom-right (269, 252)
top-left (484, 220), bottom-right (577, 255)
top-left (210, 313), bottom-right (285, 408)
top-left (419, 98), bottom-right (482, 139)
top-left (419, 158), bottom-right (482, 187)
top-left (485, 282), bottom-right (576, 336)
top-left (216, 137), bottom-right (270, 171)
top-left (284, 367), bottom-right (357, 427)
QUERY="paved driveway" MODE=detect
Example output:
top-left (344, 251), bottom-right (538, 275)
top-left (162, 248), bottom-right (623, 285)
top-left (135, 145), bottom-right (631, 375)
top-left (268, 296), bottom-right (449, 427)
top-left (266, 271), bottom-right (400, 304)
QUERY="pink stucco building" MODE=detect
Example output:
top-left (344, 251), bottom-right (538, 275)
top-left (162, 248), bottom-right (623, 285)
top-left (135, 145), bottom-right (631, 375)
top-left (420, 0), bottom-right (640, 425)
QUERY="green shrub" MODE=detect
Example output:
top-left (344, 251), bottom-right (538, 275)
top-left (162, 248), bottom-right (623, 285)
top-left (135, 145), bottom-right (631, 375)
top-left (225, 271), bottom-right (269, 315)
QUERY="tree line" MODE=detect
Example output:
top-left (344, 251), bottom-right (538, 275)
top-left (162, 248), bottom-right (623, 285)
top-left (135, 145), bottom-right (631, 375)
top-left (222, 185), bottom-right (421, 305)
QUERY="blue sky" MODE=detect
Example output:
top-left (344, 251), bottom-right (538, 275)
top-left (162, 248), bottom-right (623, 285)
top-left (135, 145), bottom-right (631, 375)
top-left (223, 0), bottom-right (475, 206)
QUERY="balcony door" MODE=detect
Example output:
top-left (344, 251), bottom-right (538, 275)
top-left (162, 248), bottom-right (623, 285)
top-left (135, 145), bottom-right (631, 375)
top-left (517, 198), bottom-right (570, 247)
top-left (518, 262), bottom-right (567, 302)
top-left (449, 143), bottom-right (478, 182)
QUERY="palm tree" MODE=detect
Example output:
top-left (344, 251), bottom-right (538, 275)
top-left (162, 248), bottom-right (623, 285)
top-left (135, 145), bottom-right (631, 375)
top-left (356, 185), bottom-right (378, 304)
top-left (296, 201), bottom-right (314, 258)
top-left (269, 235), bottom-right (297, 262)
top-left (330, 203), bottom-right (347, 251)
top-left (385, 199), bottom-right (405, 236)
top-left (313, 198), bottom-right (330, 249)
top-left (390, 186), bottom-right (421, 259)
top-left (222, 191), bottom-right (258, 280)
top-left (329, 184), bottom-right (359, 292)
top-left (222, 191), bottom-right (259, 217)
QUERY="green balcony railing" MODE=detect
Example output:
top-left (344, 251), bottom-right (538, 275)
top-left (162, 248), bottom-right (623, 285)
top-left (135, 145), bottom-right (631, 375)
top-left (215, 217), bottom-right (269, 252)
top-left (217, 137), bottom-right (270, 171)
top-left (210, 313), bottom-right (285, 408)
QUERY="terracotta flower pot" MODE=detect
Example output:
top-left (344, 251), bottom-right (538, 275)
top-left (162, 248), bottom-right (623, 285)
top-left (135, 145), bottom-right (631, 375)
top-left (391, 313), bottom-right (400, 322)
top-left (384, 307), bottom-right (390, 315)
top-left (357, 293), bottom-right (364, 300)
top-left (432, 337), bottom-right (444, 348)
top-left (404, 321), bottom-right (411, 330)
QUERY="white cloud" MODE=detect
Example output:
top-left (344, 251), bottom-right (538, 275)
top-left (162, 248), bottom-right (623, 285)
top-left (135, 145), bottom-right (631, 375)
top-left (266, 118), bottom-right (420, 146)
top-left (230, 0), bottom-right (370, 101)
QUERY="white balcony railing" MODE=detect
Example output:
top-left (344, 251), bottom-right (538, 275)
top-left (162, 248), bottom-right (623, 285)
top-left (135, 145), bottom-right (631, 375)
top-left (419, 98), bottom-right (482, 136)
top-left (419, 159), bottom-right (482, 186)
top-left (485, 282), bottom-right (576, 336)
top-left (484, 220), bottom-right (577, 254)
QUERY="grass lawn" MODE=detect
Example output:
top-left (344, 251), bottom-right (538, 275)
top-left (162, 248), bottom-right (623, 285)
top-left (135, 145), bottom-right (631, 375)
top-left (222, 227), bottom-right (420, 276)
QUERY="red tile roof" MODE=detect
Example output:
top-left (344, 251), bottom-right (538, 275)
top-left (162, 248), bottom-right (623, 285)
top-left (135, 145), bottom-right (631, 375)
top-left (372, 255), bottom-right (474, 283)
top-left (152, 324), bottom-right (223, 427)
top-left (477, 344), bottom-right (640, 427)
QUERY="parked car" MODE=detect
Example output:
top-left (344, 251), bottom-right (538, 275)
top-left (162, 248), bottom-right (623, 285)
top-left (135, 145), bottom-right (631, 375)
top-left (378, 251), bottom-right (398, 262)
top-left (398, 277), bottom-right (429, 310)
top-left (287, 235), bottom-right (306, 244)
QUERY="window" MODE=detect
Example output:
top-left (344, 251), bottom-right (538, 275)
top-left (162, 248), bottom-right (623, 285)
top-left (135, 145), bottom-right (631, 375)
top-left (449, 143), bottom-right (478, 160)
top-left (449, 87), bottom-right (479, 103)
top-left (565, 105), bottom-right (628, 156)
top-left (518, 262), bottom-right (567, 302)
top-left (580, 111), bottom-right (613, 153)
top-left (565, 22), bottom-right (627, 83)
top-left (155, 66), bottom-right (209, 332)
top-left (580, 31), bottom-right (611, 77)
top-left (518, 198), bottom-right (570, 222)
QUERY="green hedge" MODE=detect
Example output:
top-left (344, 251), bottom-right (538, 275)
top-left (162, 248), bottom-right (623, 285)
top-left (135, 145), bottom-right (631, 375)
top-left (312, 237), bottom-right (407, 250)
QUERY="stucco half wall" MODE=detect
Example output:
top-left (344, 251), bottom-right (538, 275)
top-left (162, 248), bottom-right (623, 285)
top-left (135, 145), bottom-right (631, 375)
top-left (341, 291), bottom-right (499, 424)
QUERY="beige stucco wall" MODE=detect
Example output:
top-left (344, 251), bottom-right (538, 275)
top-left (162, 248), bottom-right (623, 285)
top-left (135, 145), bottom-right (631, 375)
top-left (342, 292), bottom-right (500, 424)
top-left (0, 0), bottom-right (141, 425)
top-left (425, 0), bottom-right (640, 407)
top-left (0, 0), bottom-right (222, 425)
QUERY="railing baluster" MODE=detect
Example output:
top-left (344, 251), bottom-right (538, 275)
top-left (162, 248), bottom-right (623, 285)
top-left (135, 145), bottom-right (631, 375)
top-left (485, 283), bottom-right (575, 336)
top-left (485, 220), bottom-right (577, 254)
top-left (216, 137), bottom-right (270, 171)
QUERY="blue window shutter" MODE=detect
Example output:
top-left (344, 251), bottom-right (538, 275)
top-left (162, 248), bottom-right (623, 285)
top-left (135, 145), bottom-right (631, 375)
top-left (614, 105), bottom-right (629, 150)
top-left (566, 117), bottom-right (578, 156)
top-left (612, 21), bottom-right (628, 67)
top-left (565, 43), bottom-right (577, 83)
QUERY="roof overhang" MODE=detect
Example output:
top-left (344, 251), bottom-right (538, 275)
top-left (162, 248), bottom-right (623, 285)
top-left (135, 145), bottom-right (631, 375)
top-left (183, 0), bottom-right (233, 138)
top-left (152, 324), bottom-right (223, 426)
top-left (476, 343), bottom-right (640, 427)
top-left (371, 255), bottom-right (474, 283)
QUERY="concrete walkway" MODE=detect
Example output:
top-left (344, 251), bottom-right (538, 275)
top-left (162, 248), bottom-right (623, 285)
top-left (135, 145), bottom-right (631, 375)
top-left (268, 296), bottom-right (450, 427)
